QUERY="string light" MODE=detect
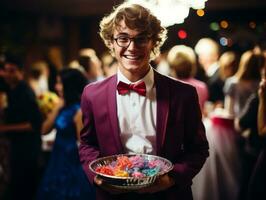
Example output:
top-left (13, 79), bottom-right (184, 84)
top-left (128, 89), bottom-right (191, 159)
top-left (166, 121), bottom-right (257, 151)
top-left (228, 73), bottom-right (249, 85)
top-left (126, 0), bottom-right (208, 27)
top-left (178, 29), bottom-right (187, 39)
top-left (220, 20), bottom-right (229, 29)
top-left (219, 37), bottom-right (228, 46)
top-left (196, 9), bottom-right (205, 17)
top-left (210, 22), bottom-right (220, 31)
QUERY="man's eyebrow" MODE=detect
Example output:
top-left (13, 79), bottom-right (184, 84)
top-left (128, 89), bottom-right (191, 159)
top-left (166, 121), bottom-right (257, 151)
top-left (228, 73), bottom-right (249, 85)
top-left (115, 32), bottom-right (130, 37)
top-left (115, 32), bottom-right (146, 37)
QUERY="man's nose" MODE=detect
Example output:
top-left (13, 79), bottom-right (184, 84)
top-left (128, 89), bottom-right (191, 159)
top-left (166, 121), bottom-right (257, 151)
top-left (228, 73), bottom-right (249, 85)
top-left (127, 39), bottom-right (138, 50)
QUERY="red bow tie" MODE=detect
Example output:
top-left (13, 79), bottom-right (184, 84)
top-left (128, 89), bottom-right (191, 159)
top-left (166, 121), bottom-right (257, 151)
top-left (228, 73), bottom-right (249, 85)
top-left (117, 81), bottom-right (146, 96)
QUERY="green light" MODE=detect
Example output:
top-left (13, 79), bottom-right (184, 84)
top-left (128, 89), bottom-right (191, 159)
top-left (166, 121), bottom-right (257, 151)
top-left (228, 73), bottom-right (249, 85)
top-left (210, 22), bottom-right (220, 31)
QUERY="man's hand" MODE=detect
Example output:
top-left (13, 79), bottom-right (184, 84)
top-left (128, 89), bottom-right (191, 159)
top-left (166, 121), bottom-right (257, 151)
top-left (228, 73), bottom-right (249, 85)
top-left (94, 174), bottom-right (175, 195)
top-left (137, 174), bottom-right (175, 194)
top-left (94, 175), bottom-right (130, 195)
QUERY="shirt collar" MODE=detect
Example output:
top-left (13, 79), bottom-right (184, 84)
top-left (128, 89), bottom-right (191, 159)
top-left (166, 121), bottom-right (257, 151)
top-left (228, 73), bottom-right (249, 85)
top-left (117, 66), bottom-right (155, 93)
top-left (207, 62), bottom-right (219, 77)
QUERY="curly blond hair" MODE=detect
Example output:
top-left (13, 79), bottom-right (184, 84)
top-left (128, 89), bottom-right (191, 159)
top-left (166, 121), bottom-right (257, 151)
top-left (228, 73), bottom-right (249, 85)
top-left (99, 2), bottom-right (167, 60)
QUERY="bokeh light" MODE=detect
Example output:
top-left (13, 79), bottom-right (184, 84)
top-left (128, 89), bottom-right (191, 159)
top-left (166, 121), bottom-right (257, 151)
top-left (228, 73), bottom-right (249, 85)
top-left (210, 22), bottom-right (220, 31)
top-left (219, 37), bottom-right (228, 46)
top-left (197, 9), bottom-right (205, 17)
top-left (249, 21), bottom-right (256, 29)
top-left (220, 20), bottom-right (229, 29)
top-left (177, 29), bottom-right (187, 39)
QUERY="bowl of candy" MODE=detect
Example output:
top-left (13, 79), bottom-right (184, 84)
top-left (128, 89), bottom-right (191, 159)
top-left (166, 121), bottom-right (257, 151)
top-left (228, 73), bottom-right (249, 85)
top-left (89, 154), bottom-right (173, 190)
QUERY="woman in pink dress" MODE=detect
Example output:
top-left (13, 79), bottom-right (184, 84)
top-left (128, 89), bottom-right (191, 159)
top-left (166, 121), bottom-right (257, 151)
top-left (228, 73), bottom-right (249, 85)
top-left (167, 45), bottom-right (209, 111)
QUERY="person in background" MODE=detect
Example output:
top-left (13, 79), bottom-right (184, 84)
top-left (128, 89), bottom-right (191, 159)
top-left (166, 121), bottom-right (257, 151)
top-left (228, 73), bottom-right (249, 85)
top-left (0, 58), bottom-right (9, 200)
top-left (167, 45), bottom-right (209, 111)
top-left (155, 52), bottom-right (171, 76)
top-left (0, 53), bottom-right (43, 200)
top-left (26, 60), bottom-right (60, 180)
top-left (195, 38), bottom-right (224, 105)
top-left (27, 60), bottom-right (50, 97)
top-left (219, 51), bottom-right (239, 82)
top-left (101, 51), bottom-right (118, 77)
top-left (224, 50), bottom-right (264, 118)
top-left (78, 48), bottom-right (104, 83)
top-left (45, 46), bottom-right (64, 92)
top-left (247, 76), bottom-right (266, 200)
top-left (37, 68), bottom-right (95, 200)
top-left (0, 57), bottom-right (8, 119)
top-left (234, 50), bottom-right (265, 200)
top-left (79, 2), bottom-right (209, 200)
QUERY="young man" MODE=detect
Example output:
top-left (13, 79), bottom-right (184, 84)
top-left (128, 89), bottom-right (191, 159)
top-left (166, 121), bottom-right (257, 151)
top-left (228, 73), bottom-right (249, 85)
top-left (79, 3), bottom-right (209, 200)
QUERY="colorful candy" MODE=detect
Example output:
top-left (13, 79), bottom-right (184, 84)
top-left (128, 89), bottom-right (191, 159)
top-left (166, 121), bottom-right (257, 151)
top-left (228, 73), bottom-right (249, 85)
top-left (114, 169), bottom-right (129, 177)
top-left (95, 166), bottom-right (114, 176)
top-left (94, 155), bottom-right (168, 178)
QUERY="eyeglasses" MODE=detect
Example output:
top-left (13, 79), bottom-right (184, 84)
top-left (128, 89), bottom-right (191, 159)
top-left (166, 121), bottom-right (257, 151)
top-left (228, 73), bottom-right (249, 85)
top-left (113, 35), bottom-right (150, 48)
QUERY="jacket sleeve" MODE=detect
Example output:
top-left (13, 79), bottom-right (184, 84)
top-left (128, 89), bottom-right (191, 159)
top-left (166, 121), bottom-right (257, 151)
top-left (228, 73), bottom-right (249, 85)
top-left (79, 86), bottom-right (100, 184)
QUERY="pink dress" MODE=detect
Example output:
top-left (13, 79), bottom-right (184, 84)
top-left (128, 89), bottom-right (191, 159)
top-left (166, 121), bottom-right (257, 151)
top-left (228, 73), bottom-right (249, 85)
top-left (179, 78), bottom-right (209, 110)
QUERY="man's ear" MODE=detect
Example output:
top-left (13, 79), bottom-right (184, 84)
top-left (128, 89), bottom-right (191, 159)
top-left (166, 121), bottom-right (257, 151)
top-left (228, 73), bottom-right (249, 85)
top-left (107, 41), bottom-right (115, 56)
top-left (107, 40), bottom-right (114, 49)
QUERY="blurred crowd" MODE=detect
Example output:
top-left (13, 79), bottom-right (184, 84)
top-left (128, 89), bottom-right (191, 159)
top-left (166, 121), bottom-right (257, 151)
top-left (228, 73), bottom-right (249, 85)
top-left (0, 37), bottom-right (266, 200)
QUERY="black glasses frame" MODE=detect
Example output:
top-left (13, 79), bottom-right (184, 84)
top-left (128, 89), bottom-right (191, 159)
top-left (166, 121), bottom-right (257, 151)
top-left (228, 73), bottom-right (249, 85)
top-left (113, 35), bottom-right (150, 48)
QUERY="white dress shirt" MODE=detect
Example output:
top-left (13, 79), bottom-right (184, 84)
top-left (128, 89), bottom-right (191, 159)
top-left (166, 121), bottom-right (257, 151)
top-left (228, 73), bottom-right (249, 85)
top-left (116, 67), bottom-right (157, 154)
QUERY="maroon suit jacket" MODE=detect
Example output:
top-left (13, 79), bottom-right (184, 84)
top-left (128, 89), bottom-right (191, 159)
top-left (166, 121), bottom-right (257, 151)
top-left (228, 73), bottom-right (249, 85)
top-left (79, 70), bottom-right (209, 200)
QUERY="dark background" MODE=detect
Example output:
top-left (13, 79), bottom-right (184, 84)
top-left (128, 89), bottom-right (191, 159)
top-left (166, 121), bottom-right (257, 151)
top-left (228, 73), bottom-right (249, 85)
top-left (0, 0), bottom-right (266, 65)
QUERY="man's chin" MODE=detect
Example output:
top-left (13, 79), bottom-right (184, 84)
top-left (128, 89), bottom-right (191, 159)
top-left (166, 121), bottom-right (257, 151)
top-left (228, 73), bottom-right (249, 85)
top-left (123, 59), bottom-right (141, 66)
top-left (123, 63), bottom-right (141, 71)
top-left (127, 66), bottom-right (143, 73)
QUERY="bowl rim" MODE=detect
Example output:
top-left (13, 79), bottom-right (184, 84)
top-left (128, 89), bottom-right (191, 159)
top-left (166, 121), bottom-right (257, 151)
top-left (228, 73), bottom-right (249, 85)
top-left (89, 153), bottom-right (174, 180)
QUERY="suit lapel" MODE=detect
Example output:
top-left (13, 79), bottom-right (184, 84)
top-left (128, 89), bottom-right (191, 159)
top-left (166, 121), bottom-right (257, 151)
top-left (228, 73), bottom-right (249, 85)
top-left (154, 71), bottom-right (170, 155)
top-left (107, 75), bottom-right (123, 153)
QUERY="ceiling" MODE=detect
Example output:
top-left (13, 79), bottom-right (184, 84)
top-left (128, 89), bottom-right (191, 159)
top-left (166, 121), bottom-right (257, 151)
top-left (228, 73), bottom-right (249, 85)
top-left (1, 0), bottom-right (266, 16)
